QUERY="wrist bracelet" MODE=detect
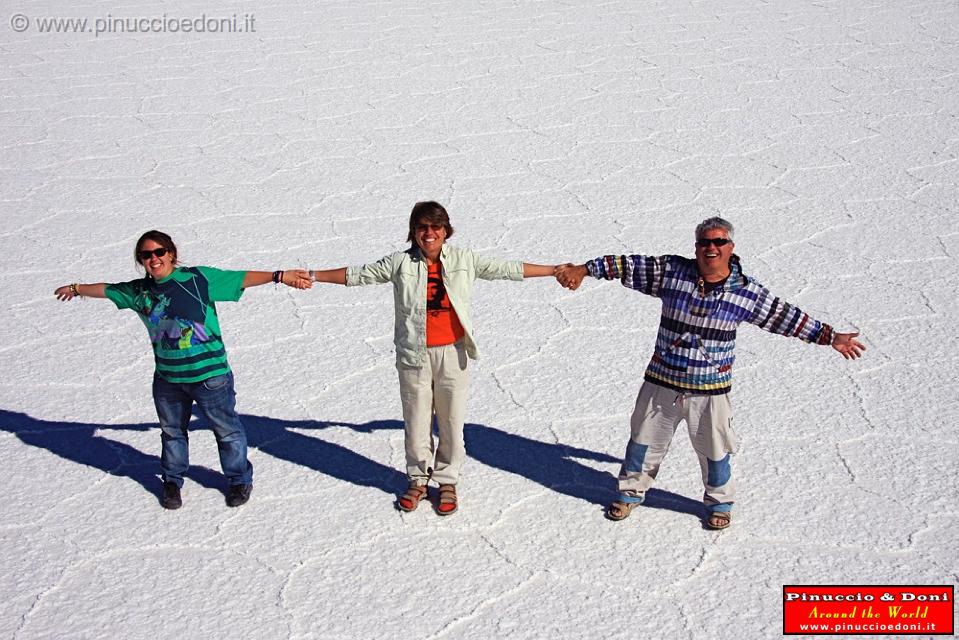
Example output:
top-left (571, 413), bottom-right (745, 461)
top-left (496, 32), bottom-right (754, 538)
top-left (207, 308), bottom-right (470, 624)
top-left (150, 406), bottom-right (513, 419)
top-left (70, 283), bottom-right (79, 297)
top-left (272, 270), bottom-right (283, 284)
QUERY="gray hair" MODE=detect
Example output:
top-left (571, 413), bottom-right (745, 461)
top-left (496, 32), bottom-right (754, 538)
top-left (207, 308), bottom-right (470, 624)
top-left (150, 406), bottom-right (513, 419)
top-left (695, 216), bottom-right (734, 240)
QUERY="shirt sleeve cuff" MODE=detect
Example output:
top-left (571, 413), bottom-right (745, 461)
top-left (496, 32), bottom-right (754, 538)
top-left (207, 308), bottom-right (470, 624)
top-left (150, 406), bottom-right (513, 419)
top-left (345, 265), bottom-right (362, 286)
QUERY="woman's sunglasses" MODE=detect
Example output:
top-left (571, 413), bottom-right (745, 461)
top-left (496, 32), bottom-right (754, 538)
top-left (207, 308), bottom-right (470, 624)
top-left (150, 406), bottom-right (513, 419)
top-left (138, 248), bottom-right (169, 261)
top-left (695, 238), bottom-right (732, 248)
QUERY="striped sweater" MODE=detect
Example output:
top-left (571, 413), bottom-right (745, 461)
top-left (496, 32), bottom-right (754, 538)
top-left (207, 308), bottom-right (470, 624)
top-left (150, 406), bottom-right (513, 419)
top-left (587, 254), bottom-right (834, 395)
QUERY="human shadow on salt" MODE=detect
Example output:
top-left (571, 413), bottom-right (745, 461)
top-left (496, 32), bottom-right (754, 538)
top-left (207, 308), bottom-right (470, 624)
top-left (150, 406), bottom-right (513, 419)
top-left (0, 409), bottom-right (405, 506)
top-left (468, 422), bottom-right (704, 516)
top-left (0, 409), bottom-right (703, 517)
top-left (318, 418), bottom-right (703, 516)
top-left (241, 415), bottom-right (404, 495)
top-left (0, 409), bottom-right (223, 506)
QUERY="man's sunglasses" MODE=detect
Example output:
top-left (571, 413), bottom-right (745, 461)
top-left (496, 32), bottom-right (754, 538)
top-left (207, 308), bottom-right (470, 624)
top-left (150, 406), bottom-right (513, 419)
top-left (138, 248), bottom-right (169, 261)
top-left (695, 238), bottom-right (732, 248)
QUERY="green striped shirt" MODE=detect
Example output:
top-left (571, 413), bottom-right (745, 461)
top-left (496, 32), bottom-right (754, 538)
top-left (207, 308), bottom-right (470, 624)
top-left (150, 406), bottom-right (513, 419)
top-left (105, 266), bottom-right (245, 383)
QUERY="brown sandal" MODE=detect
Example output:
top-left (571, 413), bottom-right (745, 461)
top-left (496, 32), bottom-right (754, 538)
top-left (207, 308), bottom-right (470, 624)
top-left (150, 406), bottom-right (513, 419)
top-left (706, 511), bottom-right (731, 530)
top-left (436, 484), bottom-right (458, 515)
top-left (397, 483), bottom-right (428, 512)
top-left (606, 500), bottom-right (639, 521)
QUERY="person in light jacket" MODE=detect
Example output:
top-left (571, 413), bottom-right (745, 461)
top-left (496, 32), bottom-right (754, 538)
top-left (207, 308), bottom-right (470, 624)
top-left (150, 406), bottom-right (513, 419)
top-left (308, 201), bottom-right (558, 515)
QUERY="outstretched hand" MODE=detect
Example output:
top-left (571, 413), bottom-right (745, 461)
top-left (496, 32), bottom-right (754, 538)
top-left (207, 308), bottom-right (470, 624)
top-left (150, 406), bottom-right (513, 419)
top-left (554, 263), bottom-right (588, 290)
top-left (54, 285), bottom-right (77, 301)
top-left (281, 269), bottom-right (313, 290)
top-left (832, 331), bottom-right (865, 360)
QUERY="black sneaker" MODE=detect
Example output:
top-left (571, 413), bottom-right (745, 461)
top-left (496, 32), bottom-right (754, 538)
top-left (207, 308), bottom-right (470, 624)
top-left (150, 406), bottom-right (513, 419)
top-left (226, 483), bottom-right (253, 507)
top-left (161, 481), bottom-right (182, 510)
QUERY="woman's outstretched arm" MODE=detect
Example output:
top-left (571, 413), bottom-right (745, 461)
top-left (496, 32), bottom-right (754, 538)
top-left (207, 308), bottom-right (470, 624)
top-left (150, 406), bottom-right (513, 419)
top-left (241, 269), bottom-right (313, 289)
top-left (54, 283), bottom-right (108, 301)
top-left (308, 268), bottom-right (348, 285)
top-left (522, 263), bottom-right (559, 278)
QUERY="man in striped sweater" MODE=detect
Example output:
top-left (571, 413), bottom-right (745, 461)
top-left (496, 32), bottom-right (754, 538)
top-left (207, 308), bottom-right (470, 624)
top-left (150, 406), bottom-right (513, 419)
top-left (555, 217), bottom-right (864, 529)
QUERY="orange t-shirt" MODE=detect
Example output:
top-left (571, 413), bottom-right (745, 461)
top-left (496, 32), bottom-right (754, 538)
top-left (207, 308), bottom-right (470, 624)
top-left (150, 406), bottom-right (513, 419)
top-left (426, 262), bottom-right (465, 346)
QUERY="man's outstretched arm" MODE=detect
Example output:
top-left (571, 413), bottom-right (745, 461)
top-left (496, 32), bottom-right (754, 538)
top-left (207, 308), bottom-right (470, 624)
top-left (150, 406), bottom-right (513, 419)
top-left (748, 287), bottom-right (865, 359)
top-left (832, 331), bottom-right (865, 360)
top-left (555, 255), bottom-right (667, 295)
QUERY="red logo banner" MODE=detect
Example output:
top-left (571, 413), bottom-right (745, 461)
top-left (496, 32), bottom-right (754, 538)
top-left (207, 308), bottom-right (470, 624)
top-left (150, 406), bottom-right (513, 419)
top-left (783, 585), bottom-right (954, 635)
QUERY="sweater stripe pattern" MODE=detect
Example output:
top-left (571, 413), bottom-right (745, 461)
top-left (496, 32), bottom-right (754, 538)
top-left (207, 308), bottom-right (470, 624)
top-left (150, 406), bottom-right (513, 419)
top-left (587, 254), bottom-right (833, 395)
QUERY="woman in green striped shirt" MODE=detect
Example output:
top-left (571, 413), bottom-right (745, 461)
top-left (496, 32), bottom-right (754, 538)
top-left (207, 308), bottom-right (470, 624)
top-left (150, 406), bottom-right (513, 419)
top-left (54, 230), bottom-right (312, 510)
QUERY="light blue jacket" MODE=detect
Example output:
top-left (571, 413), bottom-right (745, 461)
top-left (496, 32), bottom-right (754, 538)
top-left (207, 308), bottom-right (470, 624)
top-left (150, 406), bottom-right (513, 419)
top-left (346, 244), bottom-right (524, 367)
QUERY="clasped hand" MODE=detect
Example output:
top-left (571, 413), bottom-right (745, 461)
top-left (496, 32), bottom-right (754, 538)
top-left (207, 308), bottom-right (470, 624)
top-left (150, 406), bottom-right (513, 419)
top-left (553, 263), bottom-right (587, 290)
top-left (281, 269), bottom-right (313, 290)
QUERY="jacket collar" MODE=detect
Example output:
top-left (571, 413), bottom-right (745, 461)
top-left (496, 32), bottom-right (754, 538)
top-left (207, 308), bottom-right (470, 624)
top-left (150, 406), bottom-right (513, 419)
top-left (407, 244), bottom-right (451, 262)
top-left (696, 254), bottom-right (747, 291)
top-left (725, 254), bottom-right (747, 290)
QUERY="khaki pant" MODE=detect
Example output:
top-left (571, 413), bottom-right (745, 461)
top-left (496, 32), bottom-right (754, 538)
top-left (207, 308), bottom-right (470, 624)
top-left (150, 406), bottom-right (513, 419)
top-left (396, 341), bottom-right (469, 485)
top-left (618, 381), bottom-right (739, 512)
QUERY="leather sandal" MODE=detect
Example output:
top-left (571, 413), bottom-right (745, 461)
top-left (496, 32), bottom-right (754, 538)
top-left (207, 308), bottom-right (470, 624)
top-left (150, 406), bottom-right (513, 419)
top-left (605, 500), bottom-right (639, 521)
top-left (397, 483), bottom-right (428, 512)
top-left (436, 484), bottom-right (458, 515)
top-left (706, 511), bottom-right (732, 530)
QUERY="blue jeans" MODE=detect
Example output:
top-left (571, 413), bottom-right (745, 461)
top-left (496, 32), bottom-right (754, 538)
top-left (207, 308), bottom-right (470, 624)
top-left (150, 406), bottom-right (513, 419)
top-left (152, 372), bottom-right (253, 487)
